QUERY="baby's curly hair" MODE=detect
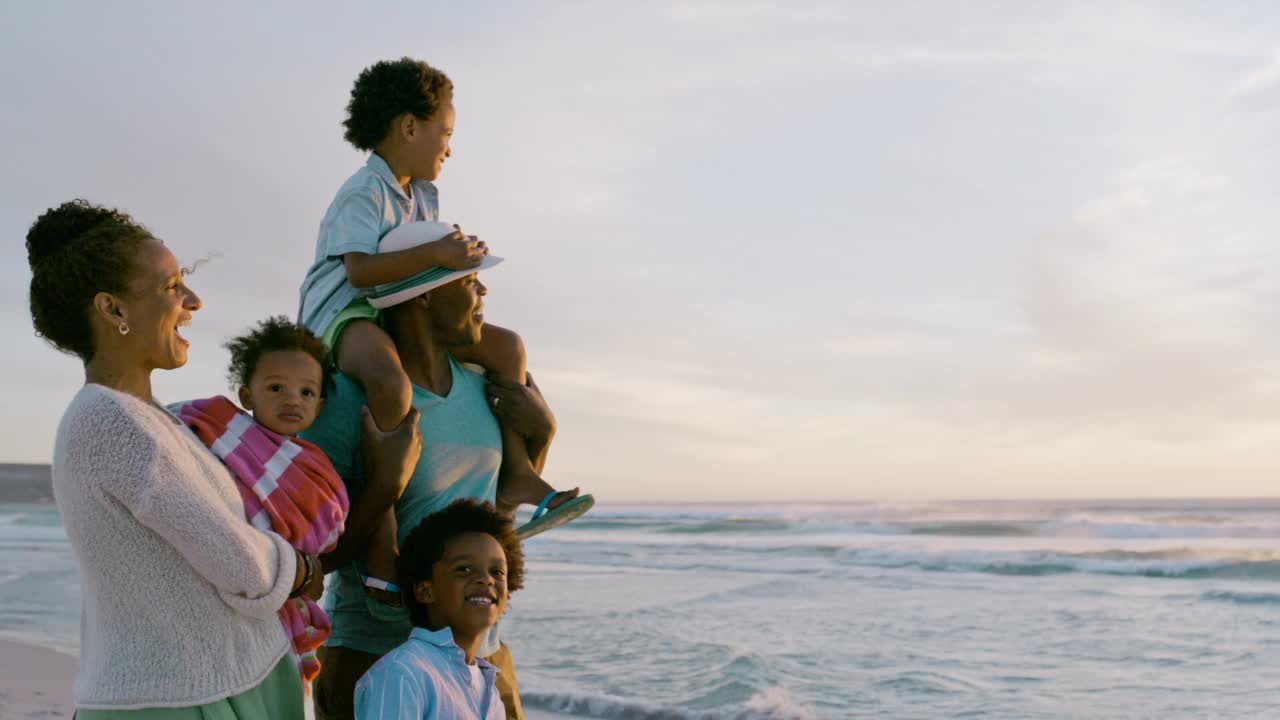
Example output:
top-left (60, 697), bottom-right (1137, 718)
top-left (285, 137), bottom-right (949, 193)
top-left (26, 199), bottom-right (154, 362)
top-left (224, 316), bottom-right (332, 395)
top-left (344, 57), bottom-right (453, 152)
top-left (399, 499), bottom-right (525, 628)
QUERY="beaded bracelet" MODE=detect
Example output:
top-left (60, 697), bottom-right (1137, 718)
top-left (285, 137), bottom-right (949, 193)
top-left (289, 552), bottom-right (314, 598)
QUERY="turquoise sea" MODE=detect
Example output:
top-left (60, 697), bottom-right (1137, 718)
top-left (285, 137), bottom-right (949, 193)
top-left (2, 500), bottom-right (1279, 719)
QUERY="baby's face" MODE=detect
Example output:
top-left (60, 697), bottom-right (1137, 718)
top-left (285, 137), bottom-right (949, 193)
top-left (239, 350), bottom-right (324, 437)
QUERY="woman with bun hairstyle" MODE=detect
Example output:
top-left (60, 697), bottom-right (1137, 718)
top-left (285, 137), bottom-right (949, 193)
top-left (26, 199), bottom-right (313, 719)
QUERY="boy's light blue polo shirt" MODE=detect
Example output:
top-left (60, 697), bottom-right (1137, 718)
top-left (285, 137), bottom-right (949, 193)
top-left (298, 154), bottom-right (440, 336)
top-left (354, 626), bottom-right (504, 719)
top-left (301, 360), bottom-right (502, 656)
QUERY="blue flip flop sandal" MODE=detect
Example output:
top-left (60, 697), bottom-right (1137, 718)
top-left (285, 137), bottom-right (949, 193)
top-left (515, 492), bottom-right (595, 540)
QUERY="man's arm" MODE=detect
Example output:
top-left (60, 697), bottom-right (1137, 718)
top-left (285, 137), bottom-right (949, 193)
top-left (320, 465), bottom-right (398, 572)
top-left (485, 371), bottom-right (556, 473)
top-left (321, 407), bottom-right (421, 572)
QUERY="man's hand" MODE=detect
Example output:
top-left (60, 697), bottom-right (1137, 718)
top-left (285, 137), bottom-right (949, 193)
top-left (485, 371), bottom-right (556, 444)
top-left (429, 228), bottom-right (488, 271)
top-left (360, 405), bottom-right (422, 501)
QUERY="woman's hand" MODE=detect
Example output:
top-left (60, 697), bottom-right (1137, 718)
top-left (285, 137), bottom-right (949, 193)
top-left (485, 371), bottom-right (556, 444)
top-left (292, 551), bottom-right (323, 598)
top-left (359, 406), bottom-right (422, 502)
top-left (303, 557), bottom-right (326, 600)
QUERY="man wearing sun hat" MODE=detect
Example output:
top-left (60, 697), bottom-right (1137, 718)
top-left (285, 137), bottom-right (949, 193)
top-left (302, 221), bottom-right (532, 719)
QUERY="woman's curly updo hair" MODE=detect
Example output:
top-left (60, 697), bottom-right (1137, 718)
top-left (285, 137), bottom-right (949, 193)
top-left (343, 57), bottom-right (453, 152)
top-left (398, 499), bottom-right (525, 628)
top-left (26, 199), bottom-right (154, 362)
top-left (224, 315), bottom-right (333, 396)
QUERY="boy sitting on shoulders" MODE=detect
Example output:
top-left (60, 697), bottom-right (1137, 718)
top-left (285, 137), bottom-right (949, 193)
top-left (355, 499), bottom-right (522, 719)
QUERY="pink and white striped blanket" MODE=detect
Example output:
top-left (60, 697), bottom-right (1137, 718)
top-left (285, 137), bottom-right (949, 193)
top-left (171, 395), bottom-right (348, 686)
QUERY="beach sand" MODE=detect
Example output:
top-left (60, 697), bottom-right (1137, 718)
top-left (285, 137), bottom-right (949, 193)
top-left (0, 638), bottom-right (75, 718)
top-left (0, 637), bottom-right (573, 719)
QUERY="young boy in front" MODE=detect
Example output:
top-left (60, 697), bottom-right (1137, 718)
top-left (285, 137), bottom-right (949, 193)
top-left (353, 499), bottom-right (521, 719)
top-left (297, 58), bottom-right (578, 601)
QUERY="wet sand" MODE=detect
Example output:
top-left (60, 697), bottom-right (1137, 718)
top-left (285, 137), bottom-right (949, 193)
top-left (0, 638), bottom-right (75, 718)
top-left (0, 637), bottom-right (575, 719)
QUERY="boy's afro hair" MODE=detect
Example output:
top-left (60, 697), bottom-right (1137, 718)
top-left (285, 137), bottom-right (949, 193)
top-left (344, 57), bottom-right (453, 152)
top-left (224, 315), bottom-right (333, 396)
top-left (399, 499), bottom-right (525, 628)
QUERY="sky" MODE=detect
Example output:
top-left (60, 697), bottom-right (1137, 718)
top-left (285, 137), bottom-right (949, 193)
top-left (1, 1), bottom-right (1278, 501)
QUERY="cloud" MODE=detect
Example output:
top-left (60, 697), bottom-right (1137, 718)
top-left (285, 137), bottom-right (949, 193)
top-left (833, 46), bottom-right (1032, 70)
top-left (1027, 157), bottom-right (1258, 350)
top-left (660, 1), bottom-right (848, 25)
top-left (5, 2), bottom-right (1280, 499)
top-left (1229, 48), bottom-right (1280, 100)
top-left (1013, 154), bottom-right (1278, 431)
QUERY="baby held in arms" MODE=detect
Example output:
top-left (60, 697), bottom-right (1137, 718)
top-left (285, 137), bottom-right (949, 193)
top-left (171, 316), bottom-right (349, 686)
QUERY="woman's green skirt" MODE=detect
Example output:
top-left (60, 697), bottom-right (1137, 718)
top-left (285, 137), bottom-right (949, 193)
top-left (77, 655), bottom-right (303, 720)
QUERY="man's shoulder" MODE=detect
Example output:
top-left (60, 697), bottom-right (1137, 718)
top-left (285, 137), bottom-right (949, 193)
top-left (316, 373), bottom-right (365, 412)
top-left (330, 371), bottom-right (365, 394)
top-left (425, 360), bottom-right (489, 417)
top-left (300, 373), bottom-right (365, 455)
top-left (450, 358), bottom-right (488, 390)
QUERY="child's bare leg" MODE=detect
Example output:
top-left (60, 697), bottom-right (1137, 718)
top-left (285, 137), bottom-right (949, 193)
top-left (454, 324), bottom-right (576, 515)
top-left (336, 320), bottom-right (412, 433)
top-left (336, 319), bottom-right (411, 601)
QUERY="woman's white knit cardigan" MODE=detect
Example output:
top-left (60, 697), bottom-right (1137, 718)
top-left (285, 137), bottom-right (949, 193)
top-left (53, 384), bottom-right (296, 710)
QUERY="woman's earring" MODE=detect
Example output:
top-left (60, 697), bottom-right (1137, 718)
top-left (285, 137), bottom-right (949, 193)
top-left (118, 322), bottom-right (130, 336)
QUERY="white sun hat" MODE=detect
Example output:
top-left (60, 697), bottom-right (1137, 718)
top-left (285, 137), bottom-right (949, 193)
top-left (367, 221), bottom-right (504, 310)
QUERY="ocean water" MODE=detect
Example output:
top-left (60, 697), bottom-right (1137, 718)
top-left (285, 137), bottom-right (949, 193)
top-left (3, 500), bottom-right (1279, 719)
